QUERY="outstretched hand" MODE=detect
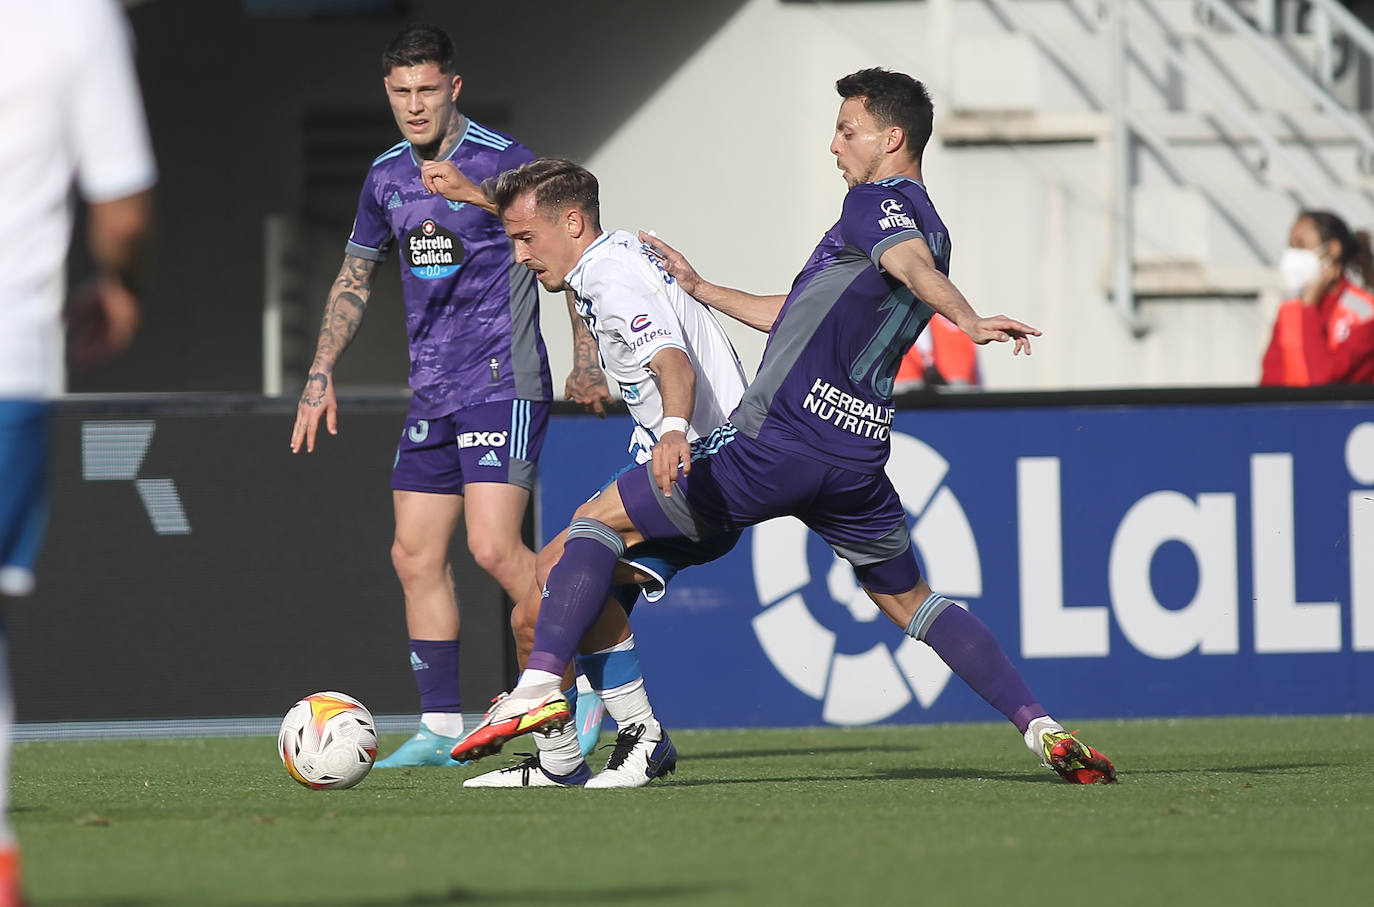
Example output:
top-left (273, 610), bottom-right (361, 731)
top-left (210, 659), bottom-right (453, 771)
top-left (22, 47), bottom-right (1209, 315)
top-left (966, 315), bottom-right (1042, 356)
top-left (638, 231), bottom-right (704, 298)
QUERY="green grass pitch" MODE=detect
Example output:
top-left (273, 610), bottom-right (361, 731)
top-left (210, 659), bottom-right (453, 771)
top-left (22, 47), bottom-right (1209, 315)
top-left (12, 716), bottom-right (1374, 906)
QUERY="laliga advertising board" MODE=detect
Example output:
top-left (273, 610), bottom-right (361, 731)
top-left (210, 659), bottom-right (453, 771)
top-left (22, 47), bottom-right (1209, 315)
top-left (538, 401), bottom-right (1374, 728)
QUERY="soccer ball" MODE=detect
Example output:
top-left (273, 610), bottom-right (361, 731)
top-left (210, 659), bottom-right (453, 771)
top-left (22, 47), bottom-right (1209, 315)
top-left (277, 691), bottom-right (378, 790)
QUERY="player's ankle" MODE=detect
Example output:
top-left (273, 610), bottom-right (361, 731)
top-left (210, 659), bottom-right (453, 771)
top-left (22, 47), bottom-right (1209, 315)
top-left (514, 669), bottom-right (562, 695)
top-left (1023, 715), bottom-right (1063, 755)
top-left (420, 711), bottom-right (464, 738)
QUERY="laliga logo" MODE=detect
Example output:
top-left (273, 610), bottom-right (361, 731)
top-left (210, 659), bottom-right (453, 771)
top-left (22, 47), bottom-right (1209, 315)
top-left (750, 431), bottom-right (981, 724)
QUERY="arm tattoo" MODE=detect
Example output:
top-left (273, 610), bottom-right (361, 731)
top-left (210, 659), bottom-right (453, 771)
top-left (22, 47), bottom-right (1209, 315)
top-left (566, 292), bottom-right (604, 374)
top-left (572, 328), bottom-right (602, 372)
top-left (311, 256), bottom-right (377, 371)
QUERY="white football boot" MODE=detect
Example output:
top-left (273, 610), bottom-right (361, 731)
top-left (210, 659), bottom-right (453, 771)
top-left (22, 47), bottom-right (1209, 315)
top-left (463, 753), bottom-right (590, 788)
top-left (584, 722), bottom-right (677, 789)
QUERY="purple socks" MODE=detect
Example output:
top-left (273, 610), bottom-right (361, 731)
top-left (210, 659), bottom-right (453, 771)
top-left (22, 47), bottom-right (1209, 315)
top-left (525, 518), bottom-right (625, 677)
top-left (911, 594), bottom-right (1046, 734)
top-left (409, 638), bottom-right (461, 713)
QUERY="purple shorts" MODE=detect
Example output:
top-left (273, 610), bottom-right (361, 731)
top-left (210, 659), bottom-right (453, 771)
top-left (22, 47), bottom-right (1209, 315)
top-left (391, 399), bottom-right (548, 495)
top-left (617, 423), bottom-right (912, 567)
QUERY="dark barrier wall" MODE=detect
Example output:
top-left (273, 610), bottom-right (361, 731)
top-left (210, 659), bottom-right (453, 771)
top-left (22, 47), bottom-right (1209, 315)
top-left (10, 396), bottom-right (515, 723)
top-left (15, 389), bottom-right (1374, 727)
top-left (541, 389), bottom-right (1374, 727)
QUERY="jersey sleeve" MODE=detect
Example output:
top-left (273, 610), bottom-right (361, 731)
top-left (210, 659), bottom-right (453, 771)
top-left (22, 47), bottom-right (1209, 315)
top-left (582, 258), bottom-right (687, 368)
top-left (345, 169), bottom-right (391, 261)
top-left (501, 140), bottom-right (537, 172)
top-left (70, 0), bottom-right (157, 203)
top-left (839, 183), bottom-right (925, 267)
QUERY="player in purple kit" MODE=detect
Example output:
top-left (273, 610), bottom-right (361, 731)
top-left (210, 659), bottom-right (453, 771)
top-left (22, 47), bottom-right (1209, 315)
top-left (454, 68), bottom-right (1117, 784)
top-left (290, 23), bottom-right (571, 767)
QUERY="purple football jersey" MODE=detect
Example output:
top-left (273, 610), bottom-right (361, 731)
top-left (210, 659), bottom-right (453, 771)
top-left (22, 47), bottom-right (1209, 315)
top-left (346, 118), bottom-right (552, 419)
top-left (731, 177), bottom-right (951, 473)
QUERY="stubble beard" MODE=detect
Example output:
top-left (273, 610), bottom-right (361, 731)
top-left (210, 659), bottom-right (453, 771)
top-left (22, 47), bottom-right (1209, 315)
top-left (411, 107), bottom-right (463, 161)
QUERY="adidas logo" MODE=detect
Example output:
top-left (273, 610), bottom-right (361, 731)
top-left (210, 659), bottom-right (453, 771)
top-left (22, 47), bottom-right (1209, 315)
top-left (410, 651), bottom-right (430, 671)
top-left (478, 450), bottom-right (502, 467)
top-left (387, 191), bottom-right (403, 210)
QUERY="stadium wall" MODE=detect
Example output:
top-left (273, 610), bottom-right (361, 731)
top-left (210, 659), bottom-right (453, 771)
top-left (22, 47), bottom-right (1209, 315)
top-left (10, 396), bottom-right (519, 727)
top-left (97, 0), bottom-right (1374, 401)
top-left (15, 390), bottom-right (1371, 732)
top-left (543, 388), bottom-right (1374, 728)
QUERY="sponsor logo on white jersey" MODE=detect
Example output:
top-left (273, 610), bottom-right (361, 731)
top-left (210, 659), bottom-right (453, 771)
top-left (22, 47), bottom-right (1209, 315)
top-left (631, 328), bottom-right (672, 351)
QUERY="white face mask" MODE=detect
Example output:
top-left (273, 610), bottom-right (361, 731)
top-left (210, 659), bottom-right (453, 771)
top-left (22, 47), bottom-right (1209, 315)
top-left (1279, 246), bottom-right (1322, 297)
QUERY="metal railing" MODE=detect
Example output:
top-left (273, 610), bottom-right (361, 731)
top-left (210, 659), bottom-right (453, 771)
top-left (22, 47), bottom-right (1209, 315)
top-left (977, 0), bottom-right (1374, 332)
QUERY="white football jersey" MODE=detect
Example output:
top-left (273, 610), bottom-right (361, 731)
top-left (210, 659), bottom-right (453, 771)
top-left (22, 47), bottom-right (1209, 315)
top-left (0, 0), bottom-right (157, 398)
top-left (565, 230), bottom-right (747, 463)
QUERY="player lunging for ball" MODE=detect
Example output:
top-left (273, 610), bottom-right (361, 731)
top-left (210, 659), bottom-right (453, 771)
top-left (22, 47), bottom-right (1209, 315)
top-left (454, 69), bottom-right (1117, 784)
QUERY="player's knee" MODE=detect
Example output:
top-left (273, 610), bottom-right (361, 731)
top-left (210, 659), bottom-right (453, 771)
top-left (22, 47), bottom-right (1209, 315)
top-left (390, 536), bottom-right (445, 585)
top-left (467, 534), bottom-right (518, 577)
top-left (571, 494), bottom-right (623, 527)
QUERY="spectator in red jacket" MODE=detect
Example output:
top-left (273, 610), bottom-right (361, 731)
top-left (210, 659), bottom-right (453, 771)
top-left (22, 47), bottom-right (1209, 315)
top-left (894, 312), bottom-right (982, 391)
top-left (1261, 210), bottom-right (1374, 386)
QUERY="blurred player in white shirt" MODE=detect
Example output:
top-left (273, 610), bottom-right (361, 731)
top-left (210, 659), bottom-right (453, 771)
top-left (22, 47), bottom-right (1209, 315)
top-left (0, 0), bottom-right (156, 900)
top-left (425, 158), bottom-right (746, 787)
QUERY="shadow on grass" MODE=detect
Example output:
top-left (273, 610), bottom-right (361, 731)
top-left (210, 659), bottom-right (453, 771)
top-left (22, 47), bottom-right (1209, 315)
top-left (1113, 762), bottom-right (1329, 777)
top-left (344, 883), bottom-right (727, 905)
top-left (666, 766), bottom-right (1059, 786)
top-left (681, 743), bottom-right (917, 761)
top-left (51, 882), bottom-right (730, 906)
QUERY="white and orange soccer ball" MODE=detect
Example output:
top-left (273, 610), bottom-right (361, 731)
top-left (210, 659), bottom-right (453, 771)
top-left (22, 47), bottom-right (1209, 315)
top-left (277, 691), bottom-right (378, 790)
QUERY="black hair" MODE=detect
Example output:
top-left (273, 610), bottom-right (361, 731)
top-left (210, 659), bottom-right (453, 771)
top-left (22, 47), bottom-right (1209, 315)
top-left (835, 68), bottom-right (934, 162)
top-left (382, 23), bottom-right (455, 75)
top-left (1301, 209), bottom-right (1374, 289)
top-left (487, 158), bottom-right (601, 232)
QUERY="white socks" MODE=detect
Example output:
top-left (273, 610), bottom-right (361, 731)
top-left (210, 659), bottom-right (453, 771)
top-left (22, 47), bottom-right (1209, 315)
top-left (1024, 715), bottom-right (1064, 763)
top-left (599, 676), bottom-right (658, 737)
top-left (421, 711), bottom-right (465, 739)
top-left (536, 719), bottom-right (585, 775)
top-left (514, 669), bottom-right (562, 694)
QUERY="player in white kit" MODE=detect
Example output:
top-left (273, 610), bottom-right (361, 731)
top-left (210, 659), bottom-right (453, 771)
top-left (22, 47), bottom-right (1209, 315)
top-left (442, 158), bottom-right (748, 787)
top-left (1, 1), bottom-right (157, 899)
